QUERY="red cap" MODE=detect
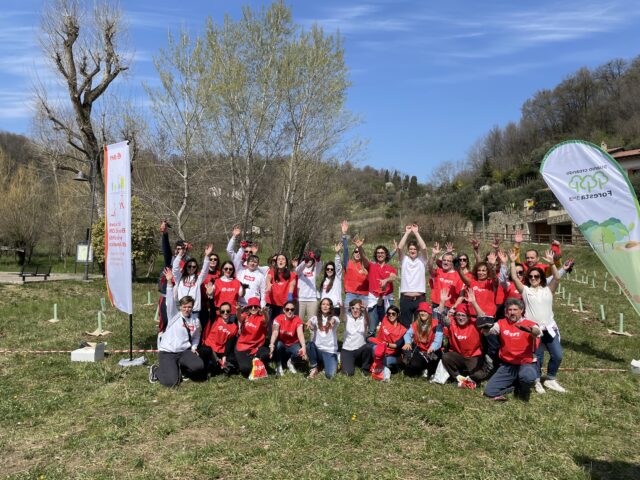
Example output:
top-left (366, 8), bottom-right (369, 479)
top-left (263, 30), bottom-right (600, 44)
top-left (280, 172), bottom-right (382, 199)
top-left (246, 297), bottom-right (260, 308)
top-left (417, 302), bottom-right (432, 314)
top-left (454, 303), bottom-right (470, 316)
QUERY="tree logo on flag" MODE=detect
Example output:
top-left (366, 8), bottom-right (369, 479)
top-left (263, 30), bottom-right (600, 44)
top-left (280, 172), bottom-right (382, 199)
top-left (568, 172), bottom-right (609, 193)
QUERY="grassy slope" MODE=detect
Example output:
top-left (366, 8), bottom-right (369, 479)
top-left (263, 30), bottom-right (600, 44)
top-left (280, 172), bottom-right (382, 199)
top-left (0, 244), bottom-right (639, 479)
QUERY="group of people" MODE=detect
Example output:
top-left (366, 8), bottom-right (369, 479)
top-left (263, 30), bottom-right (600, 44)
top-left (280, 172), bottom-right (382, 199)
top-left (149, 220), bottom-right (573, 402)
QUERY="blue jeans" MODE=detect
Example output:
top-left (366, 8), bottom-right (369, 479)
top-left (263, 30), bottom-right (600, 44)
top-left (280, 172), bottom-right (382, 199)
top-left (274, 341), bottom-right (302, 368)
top-left (367, 304), bottom-right (385, 337)
top-left (307, 342), bottom-right (338, 379)
top-left (484, 363), bottom-right (537, 399)
top-left (536, 328), bottom-right (563, 380)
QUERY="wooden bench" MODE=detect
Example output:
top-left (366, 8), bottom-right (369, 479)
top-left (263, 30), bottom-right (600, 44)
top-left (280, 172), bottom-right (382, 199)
top-left (18, 265), bottom-right (52, 284)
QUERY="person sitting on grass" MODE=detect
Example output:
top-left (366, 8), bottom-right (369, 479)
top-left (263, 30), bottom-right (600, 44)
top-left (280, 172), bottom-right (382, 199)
top-left (481, 298), bottom-right (541, 401)
top-left (340, 299), bottom-right (372, 376)
top-left (199, 298), bottom-right (238, 377)
top-left (269, 301), bottom-right (307, 376)
top-left (401, 301), bottom-right (442, 378)
top-left (234, 297), bottom-right (270, 378)
top-left (439, 288), bottom-right (488, 389)
top-left (149, 267), bottom-right (204, 387)
top-left (307, 298), bottom-right (340, 379)
top-left (368, 305), bottom-right (406, 376)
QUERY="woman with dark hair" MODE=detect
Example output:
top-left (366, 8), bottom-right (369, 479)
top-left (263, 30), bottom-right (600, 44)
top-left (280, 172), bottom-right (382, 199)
top-left (172, 244), bottom-right (213, 320)
top-left (454, 253), bottom-right (499, 320)
top-left (366, 245), bottom-right (398, 337)
top-left (199, 301), bottom-right (238, 376)
top-left (234, 297), bottom-right (271, 378)
top-left (340, 299), bottom-right (372, 376)
top-left (509, 248), bottom-right (565, 394)
top-left (200, 252), bottom-right (222, 326)
top-left (341, 220), bottom-right (370, 307)
top-left (319, 242), bottom-right (343, 317)
top-left (295, 249), bottom-right (323, 322)
top-left (269, 301), bottom-right (307, 376)
top-left (401, 301), bottom-right (442, 377)
top-left (265, 254), bottom-right (298, 320)
top-left (211, 260), bottom-right (244, 316)
top-left (368, 305), bottom-right (406, 375)
top-left (307, 298), bottom-right (340, 379)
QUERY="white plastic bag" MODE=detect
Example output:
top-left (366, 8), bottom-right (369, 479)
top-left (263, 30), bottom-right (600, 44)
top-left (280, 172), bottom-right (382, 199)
top-left (430, 359), bottom-right (450, 384)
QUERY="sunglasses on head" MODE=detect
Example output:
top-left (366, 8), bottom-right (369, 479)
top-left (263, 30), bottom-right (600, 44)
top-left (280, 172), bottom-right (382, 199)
top-left (284, 307), bottom-right (295, 312)
top-left (220, 309), bottom-right (231, 314)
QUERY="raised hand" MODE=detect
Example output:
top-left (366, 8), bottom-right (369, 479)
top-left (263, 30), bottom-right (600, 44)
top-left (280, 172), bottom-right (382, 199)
top-left (563, 258), bottom-right (575, 270)
top-left (508, 248), bottom-right (517, 263)
top-left (490, 236), bottom-right (501, 250)
top-left (204, 244), bottom-right (214, 256)
top-left (497, 250), bottom-right (508, 265)
top-left (487, 251), bottom-right (497, 265)
top-left (160, 220), bottom-right (168, 233)
top-left (354, 236), bottom-right (365, 248)
top-left (411, 223), bottom-right (419, 233)
top-left (163, 267), bottom-right (173, 281)
top-left (334, 242), bottom-right (342, 253)
top-left (445, 242), bottom-right (454, 253)
top-left (543, 249), bottom-right (555, 264)
top-left (405, 224), bottom-right (412, 234)
top-left (439, 287), bottom-right (451, 305)
top-left (551, 239), bottom-right (561, 247)
top-left (470, 238), bottom-right (480, 251)
top-left (393, 239), bottom-right (399, 251)
top-left (465, 287), bottom-right (476, 303)
top-left (232, 224), bottom-right (241, 237)
top-left (514, 229), bottom-right (523, 244)
top-left (432, 242), bottom-right (442, 256)
top-left (205, 281), bottom-right (214, 296)
top-left (341, 220), bottom-right (349, 235)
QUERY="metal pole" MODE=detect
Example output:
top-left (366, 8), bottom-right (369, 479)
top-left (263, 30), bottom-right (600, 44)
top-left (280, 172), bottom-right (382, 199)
top-left (83, 154), bottom-right (98, 281)
top-left (129, 314), bottom-right (133, 361)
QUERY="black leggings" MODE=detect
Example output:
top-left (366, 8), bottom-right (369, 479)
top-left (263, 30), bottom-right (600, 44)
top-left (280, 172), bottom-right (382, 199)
top-left (234, 346), bottom-right (271, 378)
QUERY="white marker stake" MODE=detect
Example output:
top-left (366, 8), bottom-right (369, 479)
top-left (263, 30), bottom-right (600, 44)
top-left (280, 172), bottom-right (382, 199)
top-left (604, 281), bottom-right (607, 292)
top-left (49, 303), bottom-right (59, 323)
top-left (619, 313), bottom-right (624, 333)
top-left (100, 298), bottom-right (106, 312)
top-left (578, 297), bottom-right (583, 312)
top-left (561, 288), bottom-right (565, 300)
top-left (591, 278), bottom-right (595, 288)
top-left (145, 291), bottom-right (153, 306)
top-left (98, 311), bottom-right (103, 333)
top-left (600, 305), bottom-right (605, 321)
top-left (154, 305), bottom-right (159, 323)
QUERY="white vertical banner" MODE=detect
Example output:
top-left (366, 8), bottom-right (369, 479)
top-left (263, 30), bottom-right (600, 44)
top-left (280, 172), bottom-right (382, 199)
top-left (104, 141), bottom-right (133, 314)
top-left (541, 140), bottom-right (640, 316)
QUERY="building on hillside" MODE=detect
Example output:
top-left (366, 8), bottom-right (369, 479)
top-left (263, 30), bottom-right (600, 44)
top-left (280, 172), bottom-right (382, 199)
top-left (603, 142), bottom-right (640, 176)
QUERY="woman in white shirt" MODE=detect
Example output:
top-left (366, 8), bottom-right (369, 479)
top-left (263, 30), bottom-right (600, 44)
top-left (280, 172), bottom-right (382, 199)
top-left (319, 243), bottom-right (343, 316)
top-left (307, 298), bottom-right (340, 379)
top-left (509, 248), bottom-right (566, 394)
top-left (340, 299), bottom-right (372, 376)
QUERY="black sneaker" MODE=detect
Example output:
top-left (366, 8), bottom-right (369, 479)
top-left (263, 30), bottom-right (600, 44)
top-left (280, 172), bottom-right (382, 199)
top-left (148, 364), bottom-right (159, 384)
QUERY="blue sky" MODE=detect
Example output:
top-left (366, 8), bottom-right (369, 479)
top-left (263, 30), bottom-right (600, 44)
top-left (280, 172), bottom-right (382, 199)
top-left (1, 0), bottom-right (640, 182)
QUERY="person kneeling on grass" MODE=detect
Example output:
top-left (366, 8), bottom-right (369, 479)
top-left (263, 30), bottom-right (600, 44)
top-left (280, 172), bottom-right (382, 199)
top-left (368, 305), bottom-right (407, 376)
top-left (307, 298), bottom-right (340, 379)
top-left (482, 298), bottom-right (541, 401)
top-left (149, 267), bottom-right (204, 387)
top-left (401, 301), bottom-right (442, 378)
top-left (439, 288), bottom-right (488, 389)
top-left (341, 299), bottom-right (372, 376)
top-left (269, 301), bottom-right (307, 376)
top-left (199, 298), bottom-right (238, 377)
top-left (234, 297), bottom-right (270, 378)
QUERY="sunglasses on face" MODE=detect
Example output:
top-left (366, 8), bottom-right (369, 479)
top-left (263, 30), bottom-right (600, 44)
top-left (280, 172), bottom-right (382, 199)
top-left (284, 307), bottom-right (295, 312)
top-left (387, 311), bottom-right (398, 317)
top-left (249, 305), bottom-right (260, 310)
top-left (187, 265), bottom-right (197, 269)
top-left (220, 309), bottom-right (231, 314)
top-left (516, 270), bottom-right (524, 276)
top-left (223, 267), bottom-right (233, 272)
top-left (459, 258), bottom-right (468, 262)
top-left (528, 274), bottom-right (540, 279)
top-left (210, 257), bottom-right (218, 262)
top-left (326, 267), bottom-right (334, 272)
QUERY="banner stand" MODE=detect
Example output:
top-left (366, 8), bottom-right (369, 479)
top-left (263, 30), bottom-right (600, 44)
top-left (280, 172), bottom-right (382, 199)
top-left (118, 314), bottom-right (144, 367)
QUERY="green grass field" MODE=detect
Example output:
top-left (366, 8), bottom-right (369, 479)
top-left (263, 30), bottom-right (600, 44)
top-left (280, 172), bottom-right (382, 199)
top-left (0, 244), bottom-right (639, 479)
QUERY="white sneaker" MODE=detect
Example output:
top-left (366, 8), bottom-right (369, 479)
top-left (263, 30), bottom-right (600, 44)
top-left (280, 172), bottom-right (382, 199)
top-left (534, 381), bottom-right (546, 394)
top-left (287, 358), bottom-right (298, 374)
top-left (422, 369), bottom-right (430, 378)
top-left (276, 365), bottom-right (285, 377)
top-left (543, 379), bottom-right (567, 393)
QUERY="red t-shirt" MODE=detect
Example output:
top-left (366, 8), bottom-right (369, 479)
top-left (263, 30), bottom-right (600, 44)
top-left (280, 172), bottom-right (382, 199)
top-left (274, 314), bottom-right (303, 347)
top-left (447, 319), bottom-right (482, 357)
top-left (429, 268), bottom-right (463, 307)
top-left (368, 263), bottom-right (397, 296)
top-left (467, 278), bottom-right (497, 317)
top-left (502, 282), bottom-right (522, 301)
top-left (236, 313), bottom-right (267, 354)
top-left (202, 317), bottom-right (238, 354)
top-left (375, 317), bottom-right (407, 356)
top-left (411, 319), bottom-right (439, 352)
top-left (497, 318), bottom-right (539, 365)
top-left (214, 278), bottom-right (243, 313)
top-left (344, 260), bottom-right (369, 295)
top-left (266, 270), bottom-right (298, 306)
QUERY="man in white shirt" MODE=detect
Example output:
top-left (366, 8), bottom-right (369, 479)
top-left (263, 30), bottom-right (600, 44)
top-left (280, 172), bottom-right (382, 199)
top-left (395, 224), bottom-right (428, 328)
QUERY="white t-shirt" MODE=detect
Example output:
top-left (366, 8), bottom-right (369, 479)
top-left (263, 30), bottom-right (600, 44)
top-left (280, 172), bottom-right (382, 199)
top-left (522, 286), bottom-right (557, 336)
top-left (399, 255), bottom-right (427, 294)
top-left (296, 261), bottom-right (323, 301)
top-left (236, 267), bottom-right (266, 308)
top-left (319, 254), bottom-right (343, 306)
top-left (342, 314), bottom-right (367, 351)
top-left (308, 315), bottom-right (340, 353)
